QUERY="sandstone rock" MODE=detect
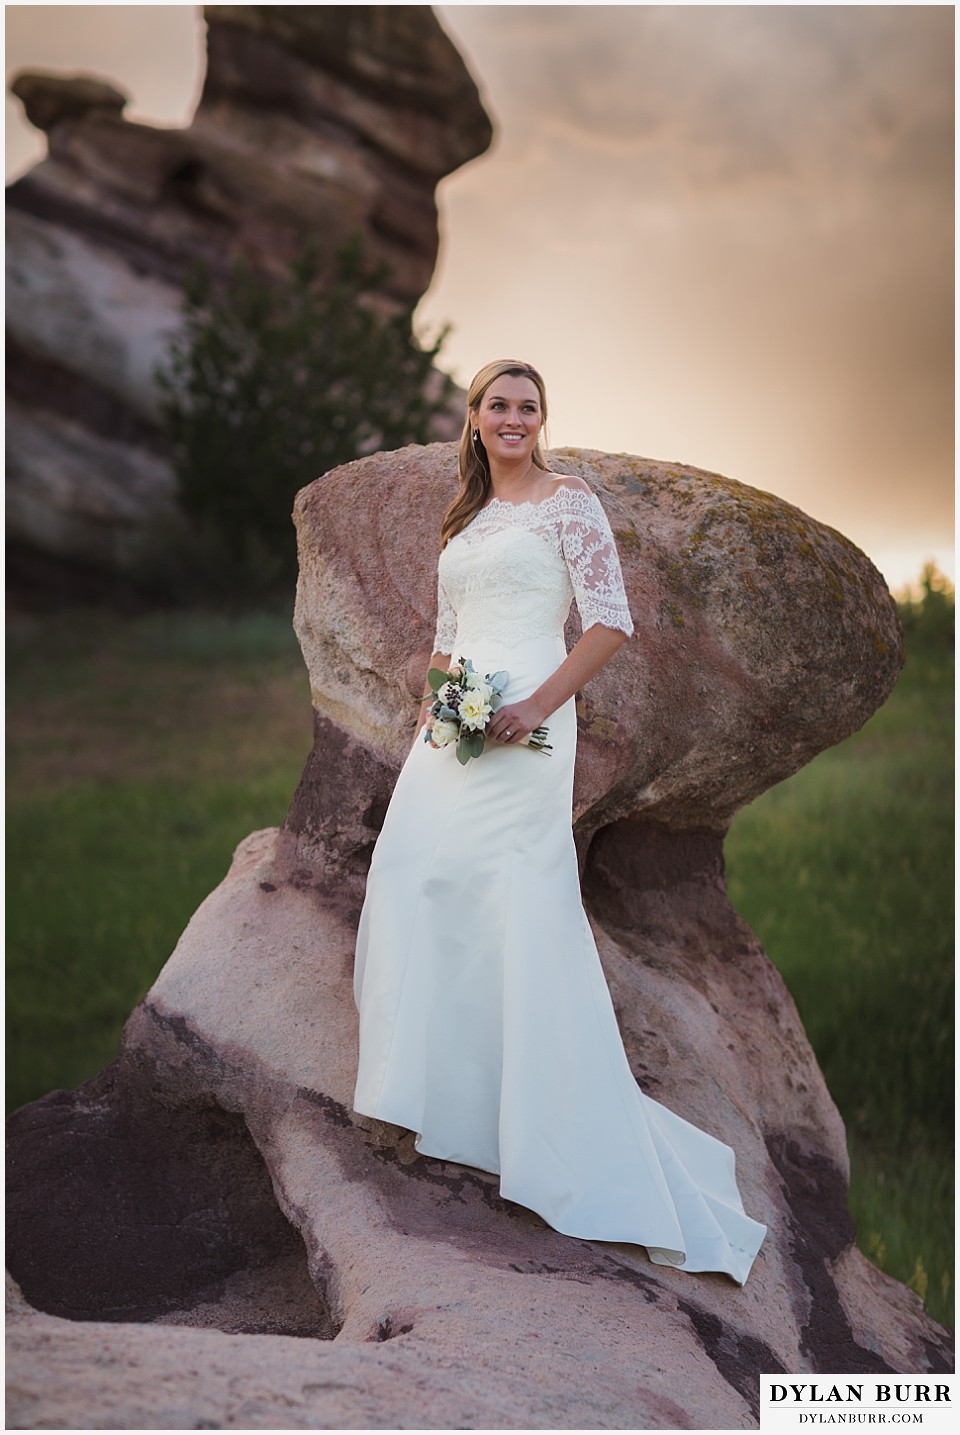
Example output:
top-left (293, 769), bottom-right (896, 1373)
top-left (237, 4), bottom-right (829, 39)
top-left (201, 4), bottom-right (494, 183)
top-left (9, 71), bottom-right (128, 131)
top-left (6, 209), bottom-right (184, 424)
top-left (5, 206), bottom-right (185, 574)
top-left (288, 443), bottom-right (904, 898)
top-left (6, 822), bottom-right (950, 1428)
top-left (6, 447), bottom-right (951, 1428)
top-left (5, 400), bottom-right (179, 574)
top-left (8, 7), bottom-right (490, 297)
top-left (5, 6), bottom-right (490, 579)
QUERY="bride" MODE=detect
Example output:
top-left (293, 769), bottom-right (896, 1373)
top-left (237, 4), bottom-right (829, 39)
top-left (352, 359), bottom-right (767, 1284)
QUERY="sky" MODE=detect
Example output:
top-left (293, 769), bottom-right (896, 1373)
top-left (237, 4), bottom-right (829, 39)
top-left (4, 1), bottom-right (955, 591)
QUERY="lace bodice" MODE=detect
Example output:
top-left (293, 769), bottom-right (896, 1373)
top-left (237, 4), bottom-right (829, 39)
top-left (432, 485), bottom-right (635, 652)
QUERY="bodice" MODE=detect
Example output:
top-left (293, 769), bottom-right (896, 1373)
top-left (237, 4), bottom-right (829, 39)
top-left (433, 485), bottom-right (635, 652)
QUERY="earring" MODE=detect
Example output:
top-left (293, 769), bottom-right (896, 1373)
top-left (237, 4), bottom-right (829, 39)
top-left (472, 430), bottom-right (480, 443)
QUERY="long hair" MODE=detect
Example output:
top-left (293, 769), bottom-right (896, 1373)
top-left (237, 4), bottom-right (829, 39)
top-left (439, 359), bottom-right (549, 549)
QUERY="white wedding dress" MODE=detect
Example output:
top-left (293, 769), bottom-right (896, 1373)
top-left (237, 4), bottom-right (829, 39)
top-left (352, 482), bottom-right (766, 1283)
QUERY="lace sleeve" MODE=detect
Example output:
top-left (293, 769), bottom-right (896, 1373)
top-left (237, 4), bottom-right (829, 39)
top-left (432, 570), bottom-right (457, 654)
top-left (559, 489), bottom-right (635, 637)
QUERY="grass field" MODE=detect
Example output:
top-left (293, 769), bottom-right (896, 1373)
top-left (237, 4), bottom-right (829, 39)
top-left (5, 609), bottom-right (313, 1110)
top-left (725, 627), bottom-right (954, 1329)
top-left (5, 599), bottom-right (954, 1329)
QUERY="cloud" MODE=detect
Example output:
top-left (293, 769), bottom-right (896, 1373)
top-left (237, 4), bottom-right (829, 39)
top-left (425, 5), bottom-right (953, 582)
top-left (440, 4), bottom-right (953, 191)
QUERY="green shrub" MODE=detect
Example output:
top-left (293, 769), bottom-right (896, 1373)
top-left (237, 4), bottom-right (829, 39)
top-left (896, 562), bottom-right (955, 657)
top-left (155, 239), bottom-right (454, 604)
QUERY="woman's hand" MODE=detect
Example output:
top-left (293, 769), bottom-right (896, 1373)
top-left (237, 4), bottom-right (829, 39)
top-left (412, 651), bottom-right (452, 746)
top-left (487, 696), bottom-right (549, 745)
top-left (414, 695), bottom-right (434, 738)
top-left (486, 625), bottom-right (628, 748)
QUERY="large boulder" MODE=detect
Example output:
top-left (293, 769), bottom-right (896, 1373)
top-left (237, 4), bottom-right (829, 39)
top-left (288, 443), bottom-right (904, 890)
top-left (6, 5), bottom-right (491, 580)
top-left (6, 448), bottom-right (951, 1429)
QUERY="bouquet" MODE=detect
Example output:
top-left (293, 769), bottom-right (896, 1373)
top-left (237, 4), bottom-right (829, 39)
top-left (421, 656), bottom-right (552, 765)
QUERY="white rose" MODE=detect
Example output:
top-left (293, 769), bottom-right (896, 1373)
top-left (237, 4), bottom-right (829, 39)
top-left (437, 681), bottom-right (461, 705)
top-left (458, 689), bottom-right (492, 731)
top-left (430, 717), bottom-right (459, 747)
top-left (465, 671), bottom-right (493, 699)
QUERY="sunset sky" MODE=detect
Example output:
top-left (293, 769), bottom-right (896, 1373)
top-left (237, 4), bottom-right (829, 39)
top-left (5, 2), bottom-right (954, 591)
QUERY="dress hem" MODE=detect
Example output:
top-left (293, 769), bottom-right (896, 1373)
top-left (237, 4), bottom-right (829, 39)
top-left (352, 1100), bottom-right (764, 1285)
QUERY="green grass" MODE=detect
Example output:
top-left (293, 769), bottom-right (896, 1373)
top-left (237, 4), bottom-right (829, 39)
top-left (726, 639), bottom-right (954, 1329)
top-left (5, 602), bottom-right (954, 1329)
top-left (6, 608), bottom-right (312, 1111)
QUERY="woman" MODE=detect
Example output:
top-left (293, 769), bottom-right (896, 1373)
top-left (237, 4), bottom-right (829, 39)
top-left (352, 359), bottom-right (766, 1283)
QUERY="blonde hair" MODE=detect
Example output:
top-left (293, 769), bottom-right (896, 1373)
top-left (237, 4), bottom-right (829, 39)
top-left (440, 359), bottom-right (549, 549)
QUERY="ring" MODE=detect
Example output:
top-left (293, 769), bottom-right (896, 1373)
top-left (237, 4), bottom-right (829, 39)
top-left (505, 729), bottom-right (512, 737)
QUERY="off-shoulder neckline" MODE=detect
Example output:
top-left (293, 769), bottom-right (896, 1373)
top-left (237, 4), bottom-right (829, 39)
top-left (479, 481), bottom-right (594, 514)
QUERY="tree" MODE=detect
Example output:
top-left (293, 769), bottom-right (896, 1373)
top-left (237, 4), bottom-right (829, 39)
top-left (156, 239), bottom-right (454, 603)
top-left (896, 562), bottom-right (955, 657)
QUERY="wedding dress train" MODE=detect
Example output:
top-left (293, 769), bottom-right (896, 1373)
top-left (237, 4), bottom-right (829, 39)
top-left (352, 483), bottom-right (766, 1283)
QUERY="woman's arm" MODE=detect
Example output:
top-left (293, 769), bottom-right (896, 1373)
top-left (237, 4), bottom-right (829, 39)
top-left (486, 624), bottom-right (628, 744)
top-left (413, 650), bottom-right (453, 739)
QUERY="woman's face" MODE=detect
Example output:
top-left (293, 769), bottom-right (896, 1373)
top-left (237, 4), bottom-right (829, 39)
top-left (471, 375), bottom-right (543, 465)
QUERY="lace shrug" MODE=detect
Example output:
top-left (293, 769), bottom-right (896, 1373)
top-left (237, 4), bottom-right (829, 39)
top-left (432, 485), bottom-right (635, 653)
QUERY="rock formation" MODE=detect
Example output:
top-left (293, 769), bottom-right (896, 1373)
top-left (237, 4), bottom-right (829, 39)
top-left (6, 5), bottom-right (491, 583)
top-left (6, 445), bottom-right (951, 1428)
